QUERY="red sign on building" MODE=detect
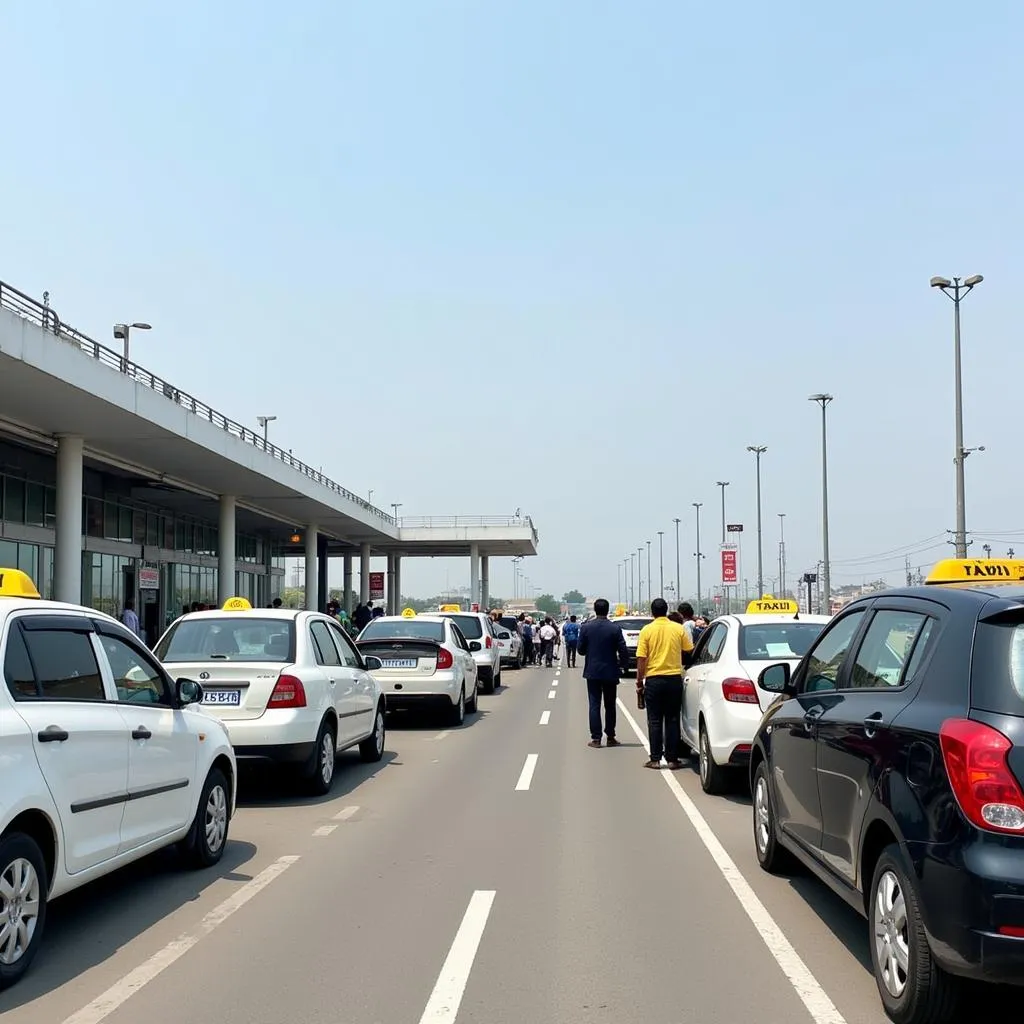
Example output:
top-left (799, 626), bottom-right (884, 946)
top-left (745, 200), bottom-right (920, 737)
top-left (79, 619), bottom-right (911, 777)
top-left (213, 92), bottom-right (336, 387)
top-left (721, 549), bottom-right (738, 584)
top-left (369, 571), bottom-right (385, 600)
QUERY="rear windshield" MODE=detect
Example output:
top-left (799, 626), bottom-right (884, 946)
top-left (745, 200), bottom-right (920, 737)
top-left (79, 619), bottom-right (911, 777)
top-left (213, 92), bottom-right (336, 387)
top-left (499, 617), bottom-right (520, 632)
top-left (155, 618), bottom-right (294, 663)
top-left (614, 618), bottom-right (652, 631)
top-left (739, 622), bottom-right (825, 660)
top-left (359, 619), bottom-right (446, 642)
top-left (971, 620), bottom-right (1024, 715)
top-left (441, 614), bottom-right (483, 639)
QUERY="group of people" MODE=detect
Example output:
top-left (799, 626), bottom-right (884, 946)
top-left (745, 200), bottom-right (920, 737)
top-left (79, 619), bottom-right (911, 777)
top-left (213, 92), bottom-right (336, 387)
top-left (514, 614), bottom-right (560, 667)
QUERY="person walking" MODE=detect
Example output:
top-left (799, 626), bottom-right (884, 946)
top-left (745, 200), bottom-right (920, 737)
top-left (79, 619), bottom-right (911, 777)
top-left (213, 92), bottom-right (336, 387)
top-left (577, 598), bottom-right (628, 747)
top-left (636, 597), bottom-right (694, 769)
top-left (537, 618), bottom-right (557, 667)
top-left (521, 619), bottom-right (535, 665)
top-left (562, 615), bottom-right (580, 667)
top-left (120, 598), bottom-right (144, 641)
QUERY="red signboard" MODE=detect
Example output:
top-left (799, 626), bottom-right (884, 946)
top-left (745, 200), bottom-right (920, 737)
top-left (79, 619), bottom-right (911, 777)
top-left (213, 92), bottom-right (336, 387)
top-left (721, 549), bottom-right (738, 584)
top-left (369, 571), bottom-right (385, 600)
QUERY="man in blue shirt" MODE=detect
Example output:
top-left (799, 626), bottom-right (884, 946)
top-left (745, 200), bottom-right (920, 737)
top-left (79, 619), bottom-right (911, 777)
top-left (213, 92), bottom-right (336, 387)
top-left (562, 615), bottom-right (580, 667)
top-left (577, 599), bottom-right (628, 747)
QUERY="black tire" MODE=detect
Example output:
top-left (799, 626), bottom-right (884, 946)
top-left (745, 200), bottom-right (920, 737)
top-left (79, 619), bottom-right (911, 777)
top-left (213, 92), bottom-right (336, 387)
top-left (480, 668), bottom-right (495, 695)
top-left (359, 703), bottom-right (386, 763)
top-left (494, 669), bottom-right (501, 690)
top-left (869, 845), bottom-right (961, 1024)
top-left (752, 760), bottom-right (794, 874)
top-left (305, 718), bottom-right (337, 795)
top-left (180, 766), bottom-right (231, 868)
top-left (699, 723), bottom-right (730, 795)
top-left (466, 681), bottom-right (479, 714)
top-left (450, 685), bottom-right (466, 726)
top-left (0, 833), bottom-right (48, 991)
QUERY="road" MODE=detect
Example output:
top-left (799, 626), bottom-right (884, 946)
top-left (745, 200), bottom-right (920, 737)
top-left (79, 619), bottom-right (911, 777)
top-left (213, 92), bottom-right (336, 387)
top-left (2, 656), bottom-right (898, 1024)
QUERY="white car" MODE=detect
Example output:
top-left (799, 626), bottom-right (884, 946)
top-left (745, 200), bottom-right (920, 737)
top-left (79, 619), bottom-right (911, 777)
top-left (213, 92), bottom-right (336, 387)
top-left (437, 612), bottom-right (502, 692)
top-left (681, 606), bottom-right (830, 793)
top-left (611, 616), bottom-right (653, 675)
top-left (153, 599), bottom-right (385, 795)
top-left (494, 624), bottom-right (524, 669)
top-left (0, 568), bottom-right (236, 991)
top-left (356, 615), bottom-right (478, 724)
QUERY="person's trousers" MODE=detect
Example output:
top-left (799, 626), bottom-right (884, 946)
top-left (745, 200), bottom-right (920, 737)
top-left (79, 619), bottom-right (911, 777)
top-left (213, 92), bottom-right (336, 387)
top-left (587, 678), bottom-right (618, 740)
top-left (644, 675), bottom-right (683, 761)
top-left (565, 640), bottom-right (578, 666)
top-left (541, 640), bottom-right (553, 665)
top-left (524, 639), bottom-right (534, 663)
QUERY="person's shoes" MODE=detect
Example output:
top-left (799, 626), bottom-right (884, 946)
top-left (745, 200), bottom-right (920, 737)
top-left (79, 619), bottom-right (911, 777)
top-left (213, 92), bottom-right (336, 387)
top-left (643, 759), bottom-right (662, 769)
top-left (605, 737), bottom-right (621, 747)
top-left (588, 739), bottom-right (602, 748)
top-left (666, 760), bottom-right (683, 770)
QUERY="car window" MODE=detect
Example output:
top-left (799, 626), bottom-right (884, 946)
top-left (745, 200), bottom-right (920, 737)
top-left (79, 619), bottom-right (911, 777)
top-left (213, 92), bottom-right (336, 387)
top-left (99, 634), bottom-right (171, 705)
top-left (156, 617), bottom-right (294, 662)
top-left (613, 618), bottom-right (653, 632)
top-left (310, 620), bottom-right (342, 667)
top-left (4, 625), bottom-right (37, 699)
top-left (23, 628), bottom-right (106, 701)
top-left (451, 624), bottom-right (469, 651)
top-left (848, 611), bottom-right (934, 690)
top-left (329, 621), bottom-right (362, 668)
top-left (360, 619), bottom-right (446, 642)
top-left (739, 622), bottom-right (826, 661)
top-left (697, 623), bottom-right (727, 664)
top-left (800, 610), bottom-right (865, 693)
top-left (442, 614), bottom-right (483, 639)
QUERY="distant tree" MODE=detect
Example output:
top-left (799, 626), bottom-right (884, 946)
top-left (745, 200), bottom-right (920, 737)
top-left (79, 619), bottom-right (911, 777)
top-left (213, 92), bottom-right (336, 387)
top-left (535, 594), bottom-right (560, 615)
top-left (562, 589), bottom-right (585, 604)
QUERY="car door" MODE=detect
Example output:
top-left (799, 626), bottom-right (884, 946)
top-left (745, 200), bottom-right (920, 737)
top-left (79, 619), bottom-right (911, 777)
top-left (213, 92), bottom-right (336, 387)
top-left (815, 602), bottom-right (939, 884)
top-left (96, 624), bottom-right (198, 852)
top-left (769, 607), bottom-right (867, 855)
top-left (682, 623), bottom-right (728, 746)
top-left (450, 623), bottom-right (476, 690)
top-left (5, 614), bottom-right (130, 875)
top-left (330, 621), bottom-right (376, 740)
top-left (309, 619), bottom-right (357, 746)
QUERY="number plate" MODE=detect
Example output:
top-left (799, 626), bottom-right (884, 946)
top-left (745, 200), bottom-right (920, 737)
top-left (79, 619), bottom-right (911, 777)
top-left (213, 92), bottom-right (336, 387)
top-left (381, 659), bottom-right (416, 668)
top-left (203, 689), bottom-right (241, 706)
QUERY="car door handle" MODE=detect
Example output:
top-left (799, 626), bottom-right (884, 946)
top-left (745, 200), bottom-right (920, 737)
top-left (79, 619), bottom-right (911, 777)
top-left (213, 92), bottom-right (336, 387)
top-left (863, 712), bottom-right (885, 736)
top-left (38, 725), bottom-right (69, 743)
top-left (803, 707), bottom-right (824, 729)
top-left (132, 727), bottom-right (152, 740)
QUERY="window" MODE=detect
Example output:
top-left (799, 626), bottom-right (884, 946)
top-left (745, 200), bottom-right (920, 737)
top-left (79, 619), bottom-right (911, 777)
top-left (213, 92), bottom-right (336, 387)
top-left (4, 626), bottom-right (37, 699)
top-left (156, 618), bottom-right (294, 662)
top-left (330, 623), bottom-right (362, 668)
top-left (310, 620), bottom-right (342, 666)
top-left (99, 634), bottom-right (169, 704)
top-left (360, 619), bottom-right (446, 642)
top-left (611, 618), bottom-right (653, 632)
top-left (450, 624), bottom-right (470, 651)
top-left (25, 483), bottom-right (45, 527)
top-left (801, 610), bottom-right (865, 693)
top-left (441, 614), bottom-right (484, 639)
top-left (739, 622), bottom-right (826, 661)
top-left (696, 623), bottom-right (728, 664)
top-left (22, 628), bottom-right (105, 701)
top-left (849, 611), bottom-right (934, 690)
top-left (4, 477), bottom-right (25, 523)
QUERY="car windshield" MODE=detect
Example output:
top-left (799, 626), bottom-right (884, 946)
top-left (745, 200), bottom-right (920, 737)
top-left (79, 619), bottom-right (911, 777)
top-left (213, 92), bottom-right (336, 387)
top-left (360, 619), bottom-right (446, 642)
top-left (615, 618), bottom-right (652, 631)
top-left (155, 618), bottom-right (294, 663)
top-left (739, 622), bottom-right (825, 661)
top-left (499, 617), bottom-right (520, 632)
top-left (441, 614), bottom-right (483, 639)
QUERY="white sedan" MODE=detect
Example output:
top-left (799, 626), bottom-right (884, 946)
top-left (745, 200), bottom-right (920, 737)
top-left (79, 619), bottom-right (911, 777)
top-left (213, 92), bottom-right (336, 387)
top-left (681, 607), bottom-right (830, 793)
top-left (153, 599), bottom-right (386, 795)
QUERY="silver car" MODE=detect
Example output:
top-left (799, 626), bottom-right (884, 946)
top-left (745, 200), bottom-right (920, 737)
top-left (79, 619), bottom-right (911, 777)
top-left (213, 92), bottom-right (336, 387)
top-left (438, 612), bottom-right (502, 693)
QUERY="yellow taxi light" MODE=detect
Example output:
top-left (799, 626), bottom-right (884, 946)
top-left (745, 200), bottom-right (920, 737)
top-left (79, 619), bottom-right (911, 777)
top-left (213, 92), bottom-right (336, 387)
top-left (439, 604), bottom-right (461, 612)
top-left (222, 596), bottom-right (253, 611)
top-left (925, 558), bottom-right (1024, 586)
top-left (746, 596), bottom-right (799, 615)
top-left (0, 568), bottom-right (41, 600)
top-left (614, 604), bottom-right (627, 617)
top-left (401, 607), bottom-right (417, 618)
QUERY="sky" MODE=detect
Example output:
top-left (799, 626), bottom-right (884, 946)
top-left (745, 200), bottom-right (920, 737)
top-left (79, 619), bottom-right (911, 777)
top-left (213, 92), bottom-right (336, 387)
top-left (3, 0), bottom-right (1023, 604)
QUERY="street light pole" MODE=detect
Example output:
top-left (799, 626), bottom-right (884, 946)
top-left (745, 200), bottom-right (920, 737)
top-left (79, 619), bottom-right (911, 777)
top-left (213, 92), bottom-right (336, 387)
top-left (778, 512), bottom-right (786, 595)
top-left (717, 480), bottom-right (729, 613)
top-left (257, 415), bottom-right (277, 443)
top-left (646, 541), bottom-right (652, 606)
top-left (693, 502), bottom-right (703, 611)
top-left (113, 321), bottom-right (152, 372)
top-left (638, 546), bottom-right (644, 611)
top-left (657, 531), bottom-right (665, 599)
top-left (808, 394), bottom-right (833, 613)
top-left (931, 274), bottom-right (984, 558)
top-left (673, 518), bottom-right (681, 607)
top-left (747, 446), bottom-right (767, 595)
top-left (391, 502), bottom-right (402, 524)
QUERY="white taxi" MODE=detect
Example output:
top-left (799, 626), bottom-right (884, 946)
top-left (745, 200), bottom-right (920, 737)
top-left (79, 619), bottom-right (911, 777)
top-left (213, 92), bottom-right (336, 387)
top-left (612, 615), bottom-right (653, 675)
top-left (0, 569), bottom-right (236, 991)
top-left (153, 598), bottom-right (386, 795)
top-left (681, 597), bottom-right (831, 794)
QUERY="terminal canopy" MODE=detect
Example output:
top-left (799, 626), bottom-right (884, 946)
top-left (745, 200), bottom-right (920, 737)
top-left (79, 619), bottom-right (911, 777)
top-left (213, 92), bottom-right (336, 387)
top-left (0, 568), bottom-right (41, 600)
top-left (926, 558), bottom-right (1024, 586)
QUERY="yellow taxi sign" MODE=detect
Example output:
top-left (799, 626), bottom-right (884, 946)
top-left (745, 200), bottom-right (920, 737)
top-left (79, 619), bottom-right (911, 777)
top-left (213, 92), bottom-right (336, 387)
top-left (614, 604), bottom-right (627, 617)
top-left (222, 596), bottom-right (252, 611)
top-left (0, 568), bottom-right (41, 600)
top-left (925, 558), bottom-right (1024, 586)
top-left (401, 607), bottom-right (417, 618)
top-left (746, 596), bottom-right (799, 615)
top-left (439, 603), bottom-right (461, 612)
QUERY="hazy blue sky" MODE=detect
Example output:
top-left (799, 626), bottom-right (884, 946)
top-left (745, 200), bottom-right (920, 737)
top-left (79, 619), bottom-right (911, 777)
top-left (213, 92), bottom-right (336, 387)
top-left (3, 0), bottom-right (1023, 603)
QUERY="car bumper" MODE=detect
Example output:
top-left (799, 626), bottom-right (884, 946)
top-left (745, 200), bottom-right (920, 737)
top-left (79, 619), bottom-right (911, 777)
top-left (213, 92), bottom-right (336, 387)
top-left (225, 709), bottom-right (322, 761)
top-left (377, 670), bottom-right (461, 707)
top-left (703, 699), bottom-right (762, 766)
top-left (621, 650), bottom-right (639, 673)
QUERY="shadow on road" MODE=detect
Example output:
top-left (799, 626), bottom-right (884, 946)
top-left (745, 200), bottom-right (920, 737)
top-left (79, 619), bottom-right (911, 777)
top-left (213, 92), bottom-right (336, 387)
top-left (238, 749), bottom-right (398, 808)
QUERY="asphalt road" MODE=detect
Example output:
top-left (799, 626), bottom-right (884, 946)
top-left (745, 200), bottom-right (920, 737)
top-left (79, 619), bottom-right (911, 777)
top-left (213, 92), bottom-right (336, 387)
top-left (1, 655), bottom-right (904, 1024)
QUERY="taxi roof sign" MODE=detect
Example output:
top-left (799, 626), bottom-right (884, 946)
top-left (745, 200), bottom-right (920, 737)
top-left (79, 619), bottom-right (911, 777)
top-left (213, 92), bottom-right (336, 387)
top-left (222, 596), bottom-right (252, 611)
top-left (439, 604), bottom-right (461, 612)
top-left (746, 596), bottom-right (799, 615)
top-left (0, 568), bottom-right (41, 600)
top-left (401, 607), bottom-right (417, 618)
top-left (925, 558), bottom-right (1024, 586)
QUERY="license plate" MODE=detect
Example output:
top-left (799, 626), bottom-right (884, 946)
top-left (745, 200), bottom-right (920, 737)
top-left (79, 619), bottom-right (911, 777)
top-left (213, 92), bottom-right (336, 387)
top-left (381, 659), bottom-right (416, 668)
top-left (203, 689), bottom-right (241, 706)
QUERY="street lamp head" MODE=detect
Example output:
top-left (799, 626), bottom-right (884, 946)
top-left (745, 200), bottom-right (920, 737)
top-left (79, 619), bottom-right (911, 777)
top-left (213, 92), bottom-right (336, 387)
top-left (930, 276), bottom-right (952, 288)
top-left (130, 322), bottom-right (152, 330)
top-left (717, 480), bottom-right (729, 487)
top-left (964, 274), bottom-right (984, 287)
top-left (747, 445), bottom-right (767, 454)
top-left (808, 393), bottom-right (833, 404)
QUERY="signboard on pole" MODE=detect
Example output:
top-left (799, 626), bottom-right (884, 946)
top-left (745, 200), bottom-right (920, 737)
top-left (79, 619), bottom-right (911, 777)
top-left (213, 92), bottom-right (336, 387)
top-left (721, 548), bottom-right (738, 584)
top-left (727, 524), bottom-right (744, 533)
top-left (369, 572), bottom-right (385, 601)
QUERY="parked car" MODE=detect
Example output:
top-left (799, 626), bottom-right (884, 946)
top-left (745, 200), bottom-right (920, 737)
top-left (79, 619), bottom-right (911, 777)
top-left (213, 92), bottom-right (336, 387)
top-left (437, 612), bottom-right (502, 692)
top-left (611, 616), bottom-right (653, 674)
top-left (495, 623), bottom-right (524, 668)
top-left (0, 568), bottom-right (236, 991)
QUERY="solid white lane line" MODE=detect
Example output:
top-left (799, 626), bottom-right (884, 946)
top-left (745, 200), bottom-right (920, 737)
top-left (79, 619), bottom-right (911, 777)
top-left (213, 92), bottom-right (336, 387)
top-left (313, 825), bottom-right (338, 837)
top-left (62, 855), bottom-right (300, 1024)
top-left (539, 710), bottom-right (551, 725)
top-left (333, 805), bottom-right (360, 821)
top-left (435, 731), bottom-right (450, 741)
top-left (547, 689), bottom-right (557, 699)
top-left (418, 890), bottom-right (496, 1023)
top-left (615, 699), bottom-right (847, 1024)
top-left (515, 753), bottom-right (539, 791)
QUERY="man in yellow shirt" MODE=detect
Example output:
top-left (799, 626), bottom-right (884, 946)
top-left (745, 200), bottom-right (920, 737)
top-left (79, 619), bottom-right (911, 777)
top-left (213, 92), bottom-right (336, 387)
top-left (635, 597), bottom-right (694, 769)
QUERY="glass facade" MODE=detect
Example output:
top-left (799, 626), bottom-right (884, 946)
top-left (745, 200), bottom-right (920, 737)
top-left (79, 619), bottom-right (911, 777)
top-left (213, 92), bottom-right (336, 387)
top-left (0, 540), bottom-right (53, 598)
top-left (82, 552), bottom-right (136, 618)
top-left (171, 564), bottom-right (218, 616)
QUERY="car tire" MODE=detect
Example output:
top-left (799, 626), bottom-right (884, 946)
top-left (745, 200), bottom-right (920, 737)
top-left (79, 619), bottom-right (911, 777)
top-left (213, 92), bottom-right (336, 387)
top-left (699, 723), bottom-right (729, 795)
top-left (305, 718), bottom-right (337, 795)
top-left (466, 680), bottom-right (479, 714)
top-left (180, 766), bottom-right (231, 869)
top-left (359, 703), bottom-right (386, 763)
top-left (752, 760), bottom-right (793, 874)
top-left (870, 845), bottom-right (961, 1024)
top-left (480, 668), bottom-right (495, 695)
top-left (494, 668), bottom-right (501, 690)
top-left (0, 833), bottom-right (48, 991)
top-left (450, 685), bottom-right (466, 726)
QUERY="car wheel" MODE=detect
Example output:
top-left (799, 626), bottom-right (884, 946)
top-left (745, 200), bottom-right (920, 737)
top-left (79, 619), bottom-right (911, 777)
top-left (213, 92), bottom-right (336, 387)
top-left (306, 719), bottom-right (337, 795)
top-left (451, 685), bottom-right (466, 726)
top-left (181, 766), bottom-right (231, 868)
top-left (752, 760), bottom-right (793, 874)
top-left (0, 833), bottom-right (47, 991)
top-left (480, 668), bottom-right (495, 695)
top-left (870, 845), bottom-right (961, 1024)
top-left (699, 723), bottom-right (729, 795)
top-left (359, 703), bottom-right (386, 763)
top-left (494, 668), bottom-right (501, 690)
top-left (466, 679), bottom-right (479, 714)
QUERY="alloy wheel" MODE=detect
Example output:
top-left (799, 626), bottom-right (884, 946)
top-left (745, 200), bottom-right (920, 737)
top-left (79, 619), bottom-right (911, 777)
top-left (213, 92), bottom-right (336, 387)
top-left (0, 857), bottom-right (41, 966)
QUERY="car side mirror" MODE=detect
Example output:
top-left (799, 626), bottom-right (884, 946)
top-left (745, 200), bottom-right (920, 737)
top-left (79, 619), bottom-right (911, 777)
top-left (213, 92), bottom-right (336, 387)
top-left (758, 663), bottom-right (792, 695)
top-left (363, 655), bottom-right (383, 671)
top-left (176, 678), bottom-right (204, 706)
top-left (469, 640), bottom-right (482, 652)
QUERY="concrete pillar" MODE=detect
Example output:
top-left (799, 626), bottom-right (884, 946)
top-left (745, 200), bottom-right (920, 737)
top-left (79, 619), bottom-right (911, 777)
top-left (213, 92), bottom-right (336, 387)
top-left (469, 543), bottom-right (480, 609)
top-left (360, 542), bottom-right (371, 604)
top-left (54, 435), bottom-right (84, 604)
top-left (343, 554), bottom-right (353, 613)
top-left (394, 555), bottom-right (402, 612)
top-left (481, 555), bottom-right (490, 610)
top-left (217, 495), bottom-right (237, 607)
top-left (305, 525), bottom-right (319, 611)
top-left (386, 554), bottom-right (396, 614)
top-left (317, 535), bottom-right (329, 612)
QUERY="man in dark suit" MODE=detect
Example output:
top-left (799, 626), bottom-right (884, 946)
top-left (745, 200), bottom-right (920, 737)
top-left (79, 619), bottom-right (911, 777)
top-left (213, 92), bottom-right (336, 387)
top-left (577, 598), bottom-right (629, 748)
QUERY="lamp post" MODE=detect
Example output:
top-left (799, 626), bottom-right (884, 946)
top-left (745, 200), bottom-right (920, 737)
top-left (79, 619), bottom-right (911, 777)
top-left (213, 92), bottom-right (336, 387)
top-left (368, 489), bottom-right (374, 506)
top-left (747, 446), bottom-right (767, 595)
top-left (693, 502), bottom-right (703, 611)
top-left (778, 512), bottom-right (786, 596)
top-left (931, 274), bottom-right (984, 558)
top-left (256, 415), bottom-right (277, 443)
top-left (646, 540), bottom-right (652, 606)
top-left (673, 518), bottom-right (681, 608)
top-left (391, 502), bottom-right (402, 524)
top-left (113, 321), bottom-right (151, 372)
top-left (638, 546), bottom-right (644, 611)
top-left (630, 553), bottom-right (636, 611)
top-left (717, 481), bottom-right (730, 613)
top-left (617, 561), bottom-right (622, 605)
top-left (808, 394), bottom-right (833, 614)
top-left (657, 531), bottom-right (665, 599)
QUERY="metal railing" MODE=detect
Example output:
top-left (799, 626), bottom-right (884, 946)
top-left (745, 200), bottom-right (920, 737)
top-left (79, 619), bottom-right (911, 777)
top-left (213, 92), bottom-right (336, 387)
top-left (0, 279), bottom-right (396, 524)
top-left (400, 514), bottom-right (537, 537)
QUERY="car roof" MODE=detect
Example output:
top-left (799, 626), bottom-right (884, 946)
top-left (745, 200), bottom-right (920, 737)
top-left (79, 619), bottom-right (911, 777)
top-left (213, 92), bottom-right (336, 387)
top-left (725, 613), bottom-right (832, 626)
top-left (0, 596), bottom-right (124, 626)
top-left (367, 614), bottom-right (448, 623)
top-left (177, 608), bottom-right (309, 621)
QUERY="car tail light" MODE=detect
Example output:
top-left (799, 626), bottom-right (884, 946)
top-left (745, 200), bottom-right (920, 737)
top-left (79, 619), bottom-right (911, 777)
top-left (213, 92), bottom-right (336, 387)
top-left (436, 647), bottom-right (454, 670)
top-left (722, 677), bottom-right (759, 703)
top-left (485, 636), bottom-right (493, 649)
top-left (940, 718), bottom-right (1024, 833)
top-left (269, 674), bottom-right (306, 708)
top-left (999, 925), bottom-right (1024, 938)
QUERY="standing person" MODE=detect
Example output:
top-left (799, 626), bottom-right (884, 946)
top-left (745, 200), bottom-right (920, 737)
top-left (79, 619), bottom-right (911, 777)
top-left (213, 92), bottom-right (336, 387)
top-left (636, 598), bottom-right (694, 769)
top-left (562, 615), bottom-right (580, 667)
top-left (120, 599), bottom-right (143, 641)
top-left (677, 602), bottom-right (697, 645)
top-left (353, 602), bottom-right (372, 632)
top-left (521, 619), bottom-right (535, 665)
top-left (538, 618), bottom-right (557, 667)
top-left (577, 598), bottom-right (628, 747)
